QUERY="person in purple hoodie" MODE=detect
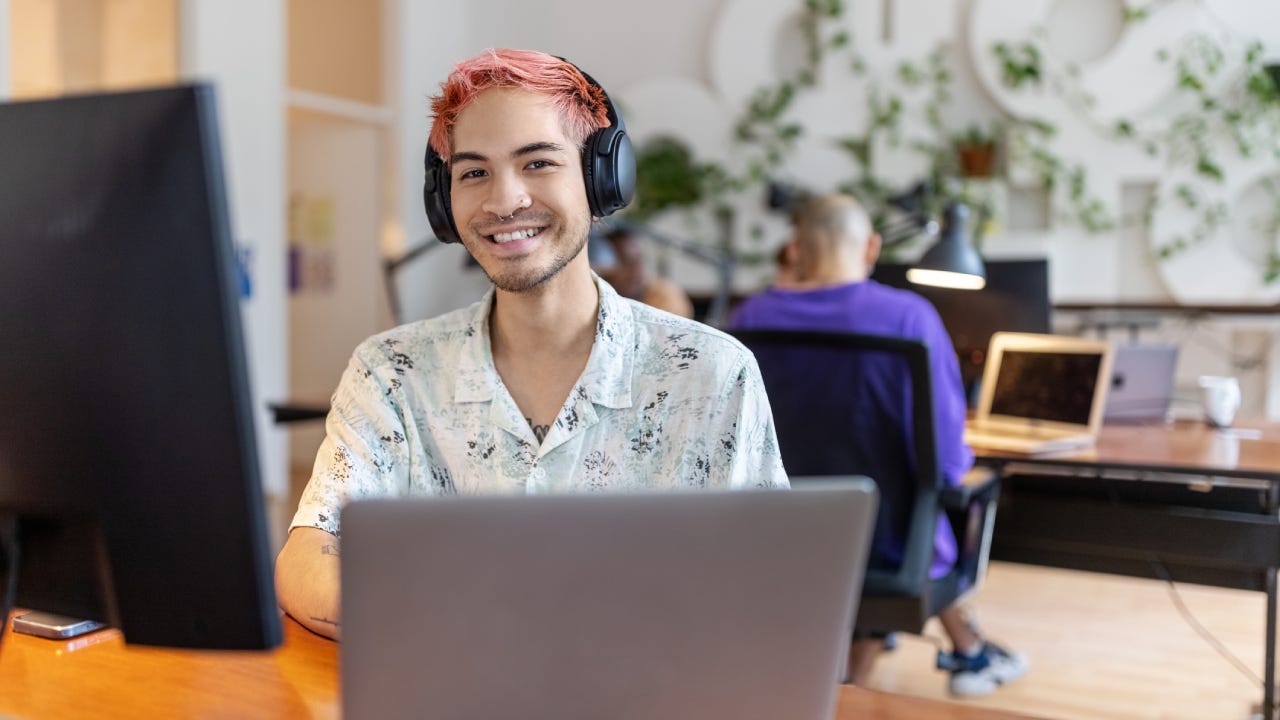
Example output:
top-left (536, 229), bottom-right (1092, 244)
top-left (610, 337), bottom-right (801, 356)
top-left (729, 192), bottom-right (1027, 698)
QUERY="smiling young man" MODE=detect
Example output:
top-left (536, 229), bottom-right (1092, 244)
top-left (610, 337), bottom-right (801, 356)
top-left (274, 49), bottom-right (788, 640)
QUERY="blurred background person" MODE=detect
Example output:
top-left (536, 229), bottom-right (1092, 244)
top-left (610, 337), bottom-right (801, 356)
top-left (593, 226), bottom-right (695, 319)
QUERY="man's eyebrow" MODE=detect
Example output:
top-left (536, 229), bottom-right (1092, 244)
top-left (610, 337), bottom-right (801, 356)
top-left (513, 142), bottom-right (567, 157)
top-left (450, 143), bottom-right (566, 166)
top-left (450, 151), bottom-right (487, 164)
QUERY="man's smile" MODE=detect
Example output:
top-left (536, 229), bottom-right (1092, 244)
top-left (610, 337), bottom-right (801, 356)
top-left (490, 226), bottom-right (547, 243)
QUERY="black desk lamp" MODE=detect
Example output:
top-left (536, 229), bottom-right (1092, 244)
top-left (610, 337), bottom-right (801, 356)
top-left (907, 201), bottom-right (987, 290)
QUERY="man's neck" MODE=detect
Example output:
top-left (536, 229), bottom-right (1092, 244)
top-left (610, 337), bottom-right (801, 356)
top-left (795, 257), bottom-right (870, 289)
top-left (489, 258), bottom-right (599, 364)
top-left (488, 259), bottom-right (600, 442)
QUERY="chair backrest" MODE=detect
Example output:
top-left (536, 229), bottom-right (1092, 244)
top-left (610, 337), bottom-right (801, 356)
top-left (732, 330), bottom-right (941, 596)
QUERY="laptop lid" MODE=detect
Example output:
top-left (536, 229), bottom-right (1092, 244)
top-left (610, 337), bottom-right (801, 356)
top-left (973, 332), bottom-right (1115, 438)
top-left (1104, 344), bottom-right (1179, 422)
top-left (340, 481), bottom-right (878, 720)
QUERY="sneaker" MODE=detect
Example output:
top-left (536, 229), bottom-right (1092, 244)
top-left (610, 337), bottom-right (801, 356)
top-left (937, 641), bottom-right (1029, 698)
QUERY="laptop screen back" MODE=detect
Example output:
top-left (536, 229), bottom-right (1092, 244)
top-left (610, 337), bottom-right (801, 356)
top-left (339, 482), bottom-right (879, 720)
top-left (1104, 344), bottom-right (1179, 421)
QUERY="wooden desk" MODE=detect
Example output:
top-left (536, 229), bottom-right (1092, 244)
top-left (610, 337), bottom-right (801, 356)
top-left (975, 418), bottom-right (1280, 719)
top-left (0, 616), bottom-right (1041, 720)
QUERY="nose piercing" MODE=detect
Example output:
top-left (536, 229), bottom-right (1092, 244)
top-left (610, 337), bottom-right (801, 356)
top-left (495, 197), bottom-right (530, 223)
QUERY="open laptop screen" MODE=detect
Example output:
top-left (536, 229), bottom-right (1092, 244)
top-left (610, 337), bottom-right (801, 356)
top-left (990, 350), bottom-right (1104, 424)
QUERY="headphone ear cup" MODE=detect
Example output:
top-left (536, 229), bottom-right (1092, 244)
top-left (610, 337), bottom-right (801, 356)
top-left (582, 125), bottom-right (636, 218)
top-left (422, 146), bottom-right (461, 244)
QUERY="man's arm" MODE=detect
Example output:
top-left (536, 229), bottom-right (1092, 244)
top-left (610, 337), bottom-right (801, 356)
top-left (275, 526), bottom-right (343, 640)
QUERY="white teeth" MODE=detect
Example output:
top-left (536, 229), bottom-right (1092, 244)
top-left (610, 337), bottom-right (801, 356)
top-left (492, 228), bottom-right (539, 243)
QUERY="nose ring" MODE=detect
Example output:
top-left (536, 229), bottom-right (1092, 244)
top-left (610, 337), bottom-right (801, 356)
top-left (495, 197), bottom-right (530, 223)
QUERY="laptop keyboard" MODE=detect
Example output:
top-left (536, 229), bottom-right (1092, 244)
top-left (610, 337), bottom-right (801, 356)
top-left (963, 427), bottom-right (1094, 454)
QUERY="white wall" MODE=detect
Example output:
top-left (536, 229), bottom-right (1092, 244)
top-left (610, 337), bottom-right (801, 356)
top-left (178, 0), bottom-right (288, 497)
top-left (462, 0), bottom-right (718, 90)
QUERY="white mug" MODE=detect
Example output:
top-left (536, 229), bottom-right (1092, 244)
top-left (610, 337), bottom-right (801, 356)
top-left (1198, 375), bottom-right (1241, 429)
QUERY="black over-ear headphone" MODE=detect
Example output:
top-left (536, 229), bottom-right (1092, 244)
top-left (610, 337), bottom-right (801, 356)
top-left (422, 60), bottom-right (636, 244)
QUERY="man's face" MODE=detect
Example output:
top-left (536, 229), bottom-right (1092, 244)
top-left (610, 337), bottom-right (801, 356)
top-left (448, 88), bottom-right (593, 293)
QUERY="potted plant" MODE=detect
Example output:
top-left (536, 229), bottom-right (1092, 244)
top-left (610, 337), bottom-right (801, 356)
top-left (953, 124), bottom-right (1001, 179)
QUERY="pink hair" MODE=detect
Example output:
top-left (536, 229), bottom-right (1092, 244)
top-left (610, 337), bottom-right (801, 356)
top-left (428, 49), bottom-right (610, 162)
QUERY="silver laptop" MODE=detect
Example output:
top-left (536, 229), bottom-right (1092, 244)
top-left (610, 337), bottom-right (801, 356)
top-left (340, 481), bottom-right (878, 720)
top-left (1104, 344), bottom-right (1179, 423)
top-left (965, 332), bottom-right (1114, 453)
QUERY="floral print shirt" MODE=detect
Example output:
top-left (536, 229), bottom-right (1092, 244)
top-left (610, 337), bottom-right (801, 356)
top-left (291, 277), bottom-right (789, 536)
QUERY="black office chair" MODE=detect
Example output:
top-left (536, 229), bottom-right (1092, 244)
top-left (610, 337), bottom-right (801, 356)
top-left (732, 329), bottom-right (1000, 634)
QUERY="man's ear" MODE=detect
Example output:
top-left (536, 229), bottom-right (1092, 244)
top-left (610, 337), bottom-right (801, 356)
top-left (864, 232), bottom-right (882, 268)
top-left (783, 238), bottom-right (801, 267)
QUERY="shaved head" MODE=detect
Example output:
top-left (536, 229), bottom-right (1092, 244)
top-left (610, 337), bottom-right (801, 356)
top-left (790, 193), bottom-right (879, 284)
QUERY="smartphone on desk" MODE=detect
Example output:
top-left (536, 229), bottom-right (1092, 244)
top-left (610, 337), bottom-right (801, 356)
top-left (12, 610), bottom-right (107, 640)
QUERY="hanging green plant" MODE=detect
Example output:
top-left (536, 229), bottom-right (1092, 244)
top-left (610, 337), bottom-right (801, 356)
top-left (1107, 34), bottom-right (1280, 281)
top-left (627, 137), bottom-right (709, 221)
top-left (993, 41), bottom-right (1044, 89)
top-left (1267, 63), bottom-right (1280, 98)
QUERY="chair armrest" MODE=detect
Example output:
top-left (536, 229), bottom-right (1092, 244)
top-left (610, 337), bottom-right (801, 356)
top-left (940, 465), bottom-right (1000, 509)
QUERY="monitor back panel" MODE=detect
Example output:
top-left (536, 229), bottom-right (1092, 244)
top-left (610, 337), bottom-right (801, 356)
top-left (871, 258), bottom-right (1051, 385)
top-left (0, 85), bottom-right (279, 648)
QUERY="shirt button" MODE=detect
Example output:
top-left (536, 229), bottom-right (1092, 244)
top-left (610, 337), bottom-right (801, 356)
top-left (531, 467), bottom-right (546, 481)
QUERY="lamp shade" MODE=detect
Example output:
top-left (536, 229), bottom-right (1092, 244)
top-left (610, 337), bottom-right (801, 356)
top-left (906, 202), bottom-right (986, 290)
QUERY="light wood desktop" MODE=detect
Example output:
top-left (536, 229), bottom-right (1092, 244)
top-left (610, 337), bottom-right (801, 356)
top-left (0, 614), bottom-right (1043, 720)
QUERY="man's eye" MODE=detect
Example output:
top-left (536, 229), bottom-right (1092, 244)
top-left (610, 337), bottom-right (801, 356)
top-left (526, 159), bottom-right (554, 171)
top-left (457, 168), bottom-right (486, 181)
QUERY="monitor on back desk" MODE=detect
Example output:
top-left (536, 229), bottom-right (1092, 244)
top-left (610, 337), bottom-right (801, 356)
top-left (871, 258), bottom-right (1052, 390)
top-left (0, 85), bottom-right (281, 649)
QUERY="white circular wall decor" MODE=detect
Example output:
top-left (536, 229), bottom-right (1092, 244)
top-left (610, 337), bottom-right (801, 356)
top-left (969, 0), bottom-right (1202, 124)
top-left (618, 78), bottom-right (736, 171)
top-left (1149, 157), bottom-right (1280, 304)
top-left (1203, 0), bottom-right (1280, 54)
top-left (708, 0), bottom-right (803, 111)
top-left (1045, 0), bottom-right (1126, 65)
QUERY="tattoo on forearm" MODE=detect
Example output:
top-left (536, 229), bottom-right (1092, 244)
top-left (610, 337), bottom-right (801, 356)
top-left (526, 417), bottom-right (550, 444)
top-left (321, 544), bottom-right (340, 557)
top-left (310, 616), bottom-right (340, 628)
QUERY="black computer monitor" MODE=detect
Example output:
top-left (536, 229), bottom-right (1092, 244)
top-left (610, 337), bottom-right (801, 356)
top-left (0, 85), bottom-right (282, 649)
top-left (871, 258), bottom-right (1052, 387)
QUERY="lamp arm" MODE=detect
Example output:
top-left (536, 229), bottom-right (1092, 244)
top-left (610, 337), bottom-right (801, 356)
top-left (382, 236), bottom-right (443, 325)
